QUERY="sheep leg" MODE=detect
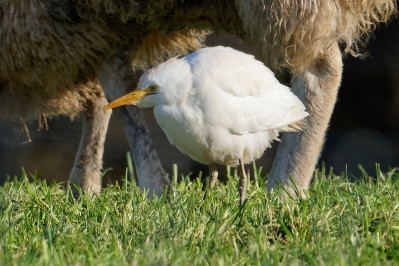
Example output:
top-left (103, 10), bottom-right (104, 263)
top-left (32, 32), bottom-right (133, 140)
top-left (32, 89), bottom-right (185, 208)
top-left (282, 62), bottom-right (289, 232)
top-left (69, 94), bottom-right (112, 198)
top-left (115, 106), bottom-right (171, 197)
top-left (97, 52), bottom-right (171, 198)
top-left (267, 42), bottom-right (343, 197)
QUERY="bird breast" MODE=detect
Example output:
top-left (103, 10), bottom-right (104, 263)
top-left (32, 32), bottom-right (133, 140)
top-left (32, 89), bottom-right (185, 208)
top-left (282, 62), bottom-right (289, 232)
top-left (153, 99), bottom-right (274, 166)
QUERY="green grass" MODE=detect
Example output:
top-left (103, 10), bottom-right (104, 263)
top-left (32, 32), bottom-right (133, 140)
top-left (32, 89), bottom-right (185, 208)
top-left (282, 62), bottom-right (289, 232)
top-left (1, 165), bottom-right (399, 265)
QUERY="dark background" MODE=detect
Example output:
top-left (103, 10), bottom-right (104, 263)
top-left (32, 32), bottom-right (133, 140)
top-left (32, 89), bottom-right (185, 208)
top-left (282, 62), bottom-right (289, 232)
top-left (1, 20), bottom-right (399, 185)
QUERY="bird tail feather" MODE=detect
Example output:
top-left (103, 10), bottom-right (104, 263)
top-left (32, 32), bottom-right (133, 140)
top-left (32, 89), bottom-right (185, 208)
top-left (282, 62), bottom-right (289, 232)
top-left (272, 105), bottom-right (309, 132)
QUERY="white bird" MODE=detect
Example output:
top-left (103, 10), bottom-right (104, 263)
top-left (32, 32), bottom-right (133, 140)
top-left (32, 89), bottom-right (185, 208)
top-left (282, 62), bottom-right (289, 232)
top-left (104, 46), bottom-right (308, 205)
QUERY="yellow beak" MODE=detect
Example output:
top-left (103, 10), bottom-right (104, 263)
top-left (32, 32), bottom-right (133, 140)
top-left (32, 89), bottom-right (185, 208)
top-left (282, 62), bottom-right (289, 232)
top-left (104, 90), bottom-right (147, 110)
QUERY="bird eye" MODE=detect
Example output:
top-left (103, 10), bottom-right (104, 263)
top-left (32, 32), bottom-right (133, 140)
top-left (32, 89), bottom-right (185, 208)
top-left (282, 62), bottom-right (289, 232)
top-left (149, 85), bottom-right (158, 92)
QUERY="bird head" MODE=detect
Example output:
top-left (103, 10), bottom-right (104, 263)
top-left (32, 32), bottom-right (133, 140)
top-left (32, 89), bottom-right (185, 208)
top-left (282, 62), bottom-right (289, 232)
top-left (104, 56), bottom-right (191, 110)
top-left (103, 83), bottom-right (159, 110)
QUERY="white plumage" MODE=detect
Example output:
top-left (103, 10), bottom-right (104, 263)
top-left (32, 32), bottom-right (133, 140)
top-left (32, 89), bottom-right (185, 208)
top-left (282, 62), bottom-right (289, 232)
top-left (105, 46), bottom-right (308, 204)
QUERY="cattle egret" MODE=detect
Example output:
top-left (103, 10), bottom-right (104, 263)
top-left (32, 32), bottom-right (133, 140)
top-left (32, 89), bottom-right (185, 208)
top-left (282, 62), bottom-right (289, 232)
top-left (104, 46), bottom-right (308, 205)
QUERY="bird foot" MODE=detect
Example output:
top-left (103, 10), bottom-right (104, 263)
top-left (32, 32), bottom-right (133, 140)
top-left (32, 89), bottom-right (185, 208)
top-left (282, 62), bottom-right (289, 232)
top-left (239, 159), bottom-right (247, 206)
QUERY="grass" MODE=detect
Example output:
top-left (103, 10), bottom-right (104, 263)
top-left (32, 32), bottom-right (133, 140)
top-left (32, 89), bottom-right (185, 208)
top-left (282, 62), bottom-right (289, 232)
top-left (1, 164), bottom-right (399, 265)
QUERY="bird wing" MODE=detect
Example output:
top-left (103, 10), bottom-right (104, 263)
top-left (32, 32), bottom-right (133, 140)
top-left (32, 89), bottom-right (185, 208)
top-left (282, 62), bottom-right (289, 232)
top-left (186, 47), bottom-right (308, 135)
top-left (186, 46), bottom-right (277, 97)
top-left (204, 84), bottom-right (308, 136)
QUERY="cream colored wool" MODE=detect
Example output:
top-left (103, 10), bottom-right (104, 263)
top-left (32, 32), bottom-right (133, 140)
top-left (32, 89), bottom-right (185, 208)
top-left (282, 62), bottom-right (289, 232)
top-left (0, 0), bottom-right (204, 119)
top-left (236, 0), bottom-right (396, 69)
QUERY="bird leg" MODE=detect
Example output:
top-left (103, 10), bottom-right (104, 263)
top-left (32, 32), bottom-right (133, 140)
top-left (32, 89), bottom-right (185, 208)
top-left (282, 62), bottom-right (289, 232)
top-left (202, 163), bottom-right (218, 201)
top-left (267, 42), bottom-right (343, 197)
top-left (209, 163), bottom-right (218, 188)
top-left (239, 159), bottom-right (247, 206)
top-left (97, 51), bottom-right (171, 198)
top-left (69, 92), bottom-right (112, 198)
